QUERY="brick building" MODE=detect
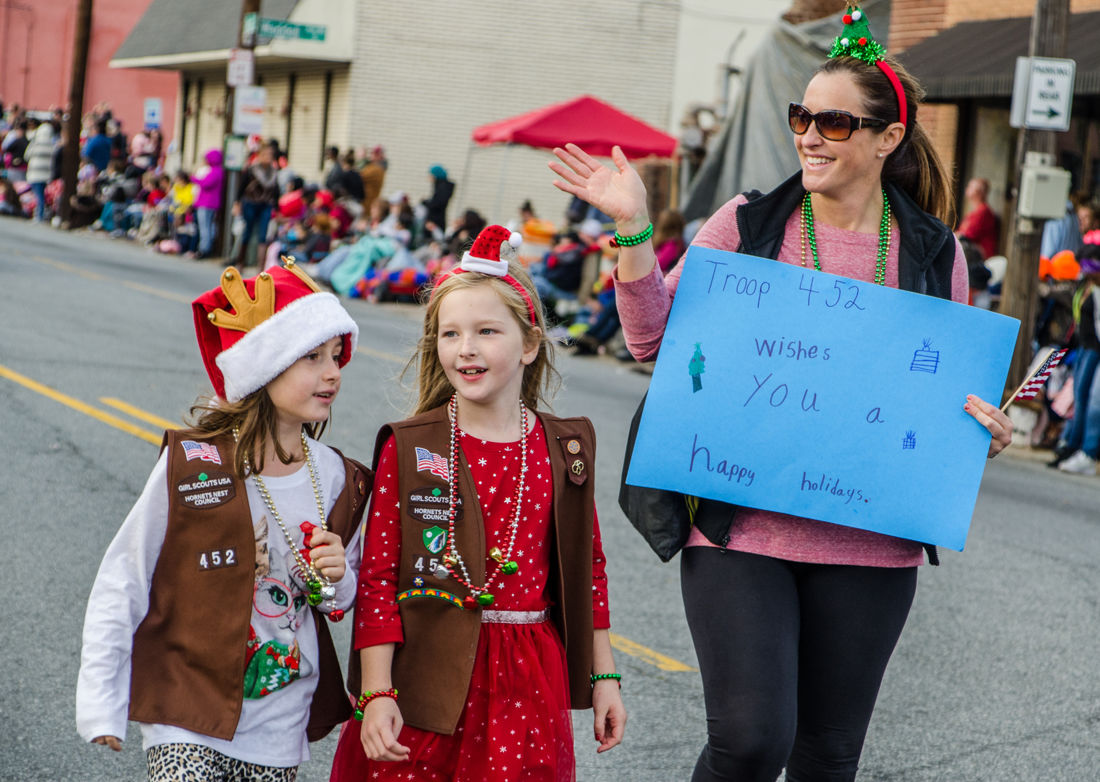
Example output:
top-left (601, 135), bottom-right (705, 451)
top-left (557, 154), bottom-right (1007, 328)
top-left (892, 0), bottom-right (1100, 231)
top-left (0, 0), bottom-right (177, 145)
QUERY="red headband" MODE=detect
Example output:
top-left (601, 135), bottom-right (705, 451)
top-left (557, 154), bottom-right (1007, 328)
top-left (876, 59), bottom-right (907, 129)
top-left (829, 6), bottom-right (907, 130)
top-left (430, 269), bottom-right (539, 326)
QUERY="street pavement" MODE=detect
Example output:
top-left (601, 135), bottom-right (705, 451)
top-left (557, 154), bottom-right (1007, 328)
top-left (1, 218), bottom-right (1098, 781)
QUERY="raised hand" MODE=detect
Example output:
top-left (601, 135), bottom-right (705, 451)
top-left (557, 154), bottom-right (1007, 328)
top-left (549, 144), bottom-right (650, 232)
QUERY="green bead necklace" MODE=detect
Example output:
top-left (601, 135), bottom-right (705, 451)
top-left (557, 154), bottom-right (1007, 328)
top-left (800, 189), bottom-right (892, 286)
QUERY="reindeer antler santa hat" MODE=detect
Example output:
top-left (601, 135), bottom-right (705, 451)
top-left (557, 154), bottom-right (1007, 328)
top-left (192, 261), bottom-right (358, 402)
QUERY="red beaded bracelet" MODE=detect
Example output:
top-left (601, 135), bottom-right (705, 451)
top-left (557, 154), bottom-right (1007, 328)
top-left (353, 688), bottom-right (398, 720)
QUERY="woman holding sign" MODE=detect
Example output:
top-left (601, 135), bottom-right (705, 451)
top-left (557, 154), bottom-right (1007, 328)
top-left (549, 5), bottom-right (1011, 782)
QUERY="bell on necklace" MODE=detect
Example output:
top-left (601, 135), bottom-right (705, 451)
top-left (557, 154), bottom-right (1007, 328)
top-left (306, 591), bottom-right (324, 607)
top-left (433, 565), bottom-right (450, 580)
top-left (489, 546), bottom-right (504, 563)
top-left (320, 583), bottom-right (337, 600)
top-left (443, 554), bottom-right (457, 568)
top-left (476, 593), bottom-right (495, 607)
top-left (501, 561), bottom-right (519, 575)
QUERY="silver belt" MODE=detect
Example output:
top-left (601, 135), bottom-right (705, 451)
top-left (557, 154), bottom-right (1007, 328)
top-left (480, 608), bottom-right (549, 624)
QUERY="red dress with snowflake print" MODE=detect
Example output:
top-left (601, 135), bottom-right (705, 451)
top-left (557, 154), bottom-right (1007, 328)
top-left (330, 418), bottom-right (610, 782)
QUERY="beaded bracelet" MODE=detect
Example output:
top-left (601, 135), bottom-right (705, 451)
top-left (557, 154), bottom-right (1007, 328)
top-left (353, 688), bottom-right (398, 720)
top-left (590, 672), bottom-right (622, 687)
top-left (611, 223), bottom-right (653, 247)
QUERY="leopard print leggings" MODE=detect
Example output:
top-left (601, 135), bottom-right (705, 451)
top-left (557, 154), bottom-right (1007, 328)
top-left (146, 743), bottom-right (298, 782)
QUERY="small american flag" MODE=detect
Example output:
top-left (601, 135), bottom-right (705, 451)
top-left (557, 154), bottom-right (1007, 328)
top-left (181, 440), bottom-right (222, 464)
top-left (1015, 348), bottom-right (1068, 400)
top-left (415, 447), bottom-right (449, 479)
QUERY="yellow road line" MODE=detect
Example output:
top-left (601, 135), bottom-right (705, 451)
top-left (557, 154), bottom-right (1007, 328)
top-left (609, 632), bottom-right (697, 672)
top-left (357, 345), bottom-right (408, 365)
top-left (121, 280), bottom-right (193, 304)
top-left (100, 397), bottom-right (180, 431)
top-left (0, 364), bottom-right (161, 445)
top-left (32, 255), bottom-right (103, 280)
top-left (29, 255), bottom-right (192, 303)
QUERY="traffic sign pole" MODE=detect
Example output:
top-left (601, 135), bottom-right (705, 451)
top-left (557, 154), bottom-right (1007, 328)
top-left (216, 0), bottom-right (261, 261)
top-left (1000, 0), bottom-right (1071, 399)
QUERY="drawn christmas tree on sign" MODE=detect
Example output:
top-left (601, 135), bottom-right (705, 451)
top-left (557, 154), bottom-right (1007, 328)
top-left (903, 430), bottom-right (917, 450)
top-left (909, 339), bottom-right (940, 374)
top-left (689, 342), bottom-right (706, 393)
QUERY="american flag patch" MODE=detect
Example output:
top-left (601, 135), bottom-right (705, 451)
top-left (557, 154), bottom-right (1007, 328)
top-left (414, 447), bottom-right (449, 479)
top-left (1015, 348), bottom-right (1068, 400)
top-left (181, 440), bottom-right (223, 464)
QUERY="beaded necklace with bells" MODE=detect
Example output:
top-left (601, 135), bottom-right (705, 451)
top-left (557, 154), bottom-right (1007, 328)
top-left (437, 394), bottom-right (524, 609)
top-left (236, 426), bottom-right (345, 622)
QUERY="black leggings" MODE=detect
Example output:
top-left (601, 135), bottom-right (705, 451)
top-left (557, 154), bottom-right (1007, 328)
top-left (681, 547), bottom-right (917, 782)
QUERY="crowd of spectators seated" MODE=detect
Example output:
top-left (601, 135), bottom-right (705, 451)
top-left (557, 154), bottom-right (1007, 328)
top-left (3, 102), bottom-right (661, 357)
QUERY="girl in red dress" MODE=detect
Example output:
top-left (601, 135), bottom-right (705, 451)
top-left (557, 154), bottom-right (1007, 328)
top-left (330, 225), bottom-right (626, 782)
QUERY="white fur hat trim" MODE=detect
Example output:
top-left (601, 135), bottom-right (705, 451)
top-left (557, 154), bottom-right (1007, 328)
top-left (215, 292), bottom-right (359, 402)
top-left (459, 254), bottom-right (510, 276)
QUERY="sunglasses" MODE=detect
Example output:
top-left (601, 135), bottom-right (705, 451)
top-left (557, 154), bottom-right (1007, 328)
top-left (788, 103), bottom-right (888, 141)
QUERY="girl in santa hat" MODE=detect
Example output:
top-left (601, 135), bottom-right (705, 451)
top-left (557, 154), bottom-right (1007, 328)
top-left (329, 224), bottom-right (626, 781)
top-left (77, 261), bottom-right (369, 780)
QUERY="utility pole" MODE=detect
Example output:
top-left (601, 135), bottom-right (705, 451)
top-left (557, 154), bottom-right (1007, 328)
top-left (1000, 0), bottom-right (1071, 395)
top-left (58, 0), bottom-right (93, 227)
top-left (215, 0), bottom-right (260, 259)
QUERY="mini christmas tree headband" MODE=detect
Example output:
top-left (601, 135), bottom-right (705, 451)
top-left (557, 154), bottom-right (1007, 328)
top-left (430, 224), bottom-right (539, 326)
top-left (828, 4), bottom-right (907, 129)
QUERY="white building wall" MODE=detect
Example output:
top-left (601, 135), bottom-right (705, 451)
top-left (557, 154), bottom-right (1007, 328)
top-left (174, 65), bottom-right (351, 185)
top-left (670, 0), bottom-right (788, 129)
top-left (169, 2), bottom-right (796, 223)
top-left (258, 73), bottom-right (290, 151)
top-left (347, 0), bottom-right (681, 225)
top-left (194, 75), bottom-right (226, 169)
top-left (324, 68), bottom-right (351, 171)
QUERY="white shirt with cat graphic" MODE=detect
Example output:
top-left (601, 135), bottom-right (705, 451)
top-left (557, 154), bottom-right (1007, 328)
top-left (76, 439), bottom-right (360, 767)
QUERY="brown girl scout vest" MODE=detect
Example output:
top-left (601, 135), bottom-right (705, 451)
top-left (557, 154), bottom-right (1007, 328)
top-left (128, 430), bottom-right (369, 741)
top-left (349, 405), bottom-right (597, 735)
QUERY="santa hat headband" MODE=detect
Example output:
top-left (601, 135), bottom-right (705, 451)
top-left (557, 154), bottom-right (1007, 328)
top-left (828, 4), bottom-right (907, 129)
top-left (192, 261), bottom-right (359, 402)
top-left (431, 224), bottom-right (538, 325)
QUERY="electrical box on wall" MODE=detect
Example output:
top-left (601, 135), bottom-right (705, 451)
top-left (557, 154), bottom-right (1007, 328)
top-left (1018, 164), bottom-right (1072, 220)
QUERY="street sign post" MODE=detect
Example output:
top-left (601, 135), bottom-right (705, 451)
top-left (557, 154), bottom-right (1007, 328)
top-left (227, 48), bottom-right (254, 88)
top-left (232, 85), bottom-right (266, 136)
top-left (1010, 56), bottom-right (1076, 131)
top-left (223, 135), bottom-right (248, 172)
top-left (241, 12), bottom-right (326, 43)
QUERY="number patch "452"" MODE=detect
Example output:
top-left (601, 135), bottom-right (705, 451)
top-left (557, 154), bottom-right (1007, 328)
top-left (197, 548), bottom-right (238, 571)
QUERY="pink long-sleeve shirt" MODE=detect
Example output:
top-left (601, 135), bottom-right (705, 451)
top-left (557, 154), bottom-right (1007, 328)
top-left (616, 194), bottom-right (968, 567)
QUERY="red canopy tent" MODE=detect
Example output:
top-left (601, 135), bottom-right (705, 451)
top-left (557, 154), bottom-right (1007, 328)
top-left (471, 94), bottom-right (678, 159)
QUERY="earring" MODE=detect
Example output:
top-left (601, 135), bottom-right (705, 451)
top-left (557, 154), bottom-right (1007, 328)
top-left (877, 152), bottom-right (884, 158)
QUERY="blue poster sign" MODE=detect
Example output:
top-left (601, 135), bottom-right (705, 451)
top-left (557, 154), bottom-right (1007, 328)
top-left (625, 247), bottom-right (1020, 550)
